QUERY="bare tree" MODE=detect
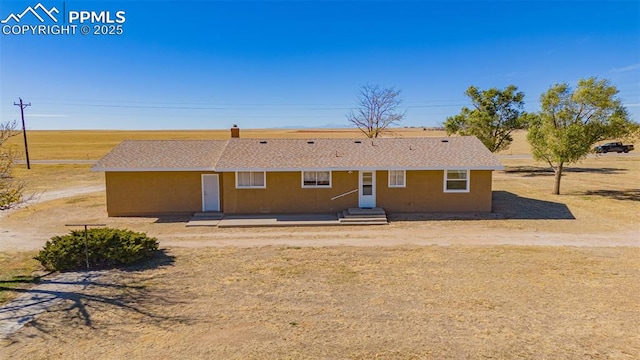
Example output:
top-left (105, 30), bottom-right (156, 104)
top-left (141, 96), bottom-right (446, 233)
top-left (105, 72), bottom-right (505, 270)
top-left (0, 120), bottom-right (18, 144)
top-left (1, 120), bottom-right (25, 209)
top-left (346, 84), bottom-right (405, 138)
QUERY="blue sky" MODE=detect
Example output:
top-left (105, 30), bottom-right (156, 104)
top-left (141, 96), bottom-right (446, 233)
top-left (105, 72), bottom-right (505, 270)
top-left (1, 0), bottom-right (639, 130)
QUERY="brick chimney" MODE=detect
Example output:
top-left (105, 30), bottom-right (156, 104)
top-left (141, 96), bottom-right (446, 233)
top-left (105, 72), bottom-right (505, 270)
top-left (230, 124), bottom-right (240, 138)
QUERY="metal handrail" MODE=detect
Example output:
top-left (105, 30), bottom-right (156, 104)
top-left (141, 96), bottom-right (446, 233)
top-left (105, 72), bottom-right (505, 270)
top-left (331, 188), bottom-right (358, 200)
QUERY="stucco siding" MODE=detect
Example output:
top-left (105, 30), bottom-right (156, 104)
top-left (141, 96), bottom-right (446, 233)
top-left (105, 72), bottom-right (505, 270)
top-left (105, 171), bottom-right (220, 216)
top-left (377, 170), bottom-right (493, 212)
top-left (221, 170), bottom-right (492, 214)
top-left (222, 171), bottom-right (358, 214)
top-left (104, 169), bottom-right (493, 216)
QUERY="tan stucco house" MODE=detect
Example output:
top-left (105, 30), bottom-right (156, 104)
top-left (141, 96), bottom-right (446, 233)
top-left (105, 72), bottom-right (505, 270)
top-left (92, 129), bottom-right (504, 216)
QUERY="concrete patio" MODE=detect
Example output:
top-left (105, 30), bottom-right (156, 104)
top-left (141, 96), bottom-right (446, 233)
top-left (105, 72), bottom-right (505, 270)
top-left (186, 208), bottom-right (389, 228)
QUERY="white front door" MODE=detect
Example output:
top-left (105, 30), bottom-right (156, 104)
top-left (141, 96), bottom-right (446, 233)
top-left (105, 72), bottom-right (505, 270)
top-left (358, 171), bottom-right (376, 208)
top-left (201, 174), bottom-right (220, 212)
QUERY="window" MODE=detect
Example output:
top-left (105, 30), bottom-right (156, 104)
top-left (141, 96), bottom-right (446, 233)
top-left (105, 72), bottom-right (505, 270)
top-left (236, 171), bottom-right (266, 188)
top-left (444, 170), bottom-right (469, 192)
top-left (302, 171), bottom-right (331, 188)
top-left (361, 171), bottom-right (373, 195)
top-left (388, 170), bottom-right (406, 188)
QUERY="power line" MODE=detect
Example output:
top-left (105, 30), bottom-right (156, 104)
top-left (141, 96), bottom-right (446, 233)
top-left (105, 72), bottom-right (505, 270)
top-left (24, 102), bottom-right (466, 111)
top-left (13, 98), bottom-right (31, 170)
top-left (32, 103), bottom-right (354, 110)
top-left (19, 96), bottom-right (469, 107)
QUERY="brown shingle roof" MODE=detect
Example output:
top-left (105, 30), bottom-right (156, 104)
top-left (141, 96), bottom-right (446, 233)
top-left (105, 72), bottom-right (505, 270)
top-left (92, 136), bottom-right (503, 171)
top-left (92, 140), bottom-right (227, 171)
top-left (215, 137), bottom-right (503, 170)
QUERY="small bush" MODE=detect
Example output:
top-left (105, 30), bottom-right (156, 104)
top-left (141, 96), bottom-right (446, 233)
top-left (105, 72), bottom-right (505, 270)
top-left (35, 228), bottom-right (159, 272)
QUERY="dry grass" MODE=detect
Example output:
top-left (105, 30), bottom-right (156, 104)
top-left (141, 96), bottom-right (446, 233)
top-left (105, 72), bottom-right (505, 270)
top-left (1, 129), bottom-right (638, 357)
top-left (0, 252), bottom-right (42, 304)
top-left (13, 164), bottom-right (103, 192)
top-left (2, 156), bottom-right (636, 247)
top-left (5, 128), bottom-right (448, 160)
top-left (490, 155), bottom-right (640, 233)
top-left (2, 246), bottom-right (638, 359)
top-left (3, 129), bottom-right (635, 239)
top-left (494, 130), bottom-right (531, 155)
top-left (1, 193), bottom-right (108, 246)
top-left (1, 128), bottom-right (622, 161)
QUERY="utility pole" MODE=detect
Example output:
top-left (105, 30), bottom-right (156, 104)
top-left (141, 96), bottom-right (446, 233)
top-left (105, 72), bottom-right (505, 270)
top-left (13, 98), bottom-right (31, 169)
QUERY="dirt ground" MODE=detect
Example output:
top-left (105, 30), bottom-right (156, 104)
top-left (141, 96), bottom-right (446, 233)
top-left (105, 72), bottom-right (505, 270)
top-left (1, 155), bottom-right (638, 252)
top-left (1, 192), bottom-right (638, 252)
top-left (2, 246), bottom-right (639, 359)
top-left (1, 130), bottom-right (638, 358)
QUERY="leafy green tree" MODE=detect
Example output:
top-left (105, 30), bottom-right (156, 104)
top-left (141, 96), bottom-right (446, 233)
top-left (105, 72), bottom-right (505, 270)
top-left (527, 77), bottom-right (637, 195)
top-left (445, 85), bottom-right (530, 152)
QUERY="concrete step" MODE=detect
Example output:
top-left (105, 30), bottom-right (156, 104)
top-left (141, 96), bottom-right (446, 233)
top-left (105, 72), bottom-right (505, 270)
top-left (339, 220), bottom-right (388, 225)
top-left (192, 212), bottom-right (224, 220)
top-left (346, 207), bottom-right (386, 216)
top-left (342, 210), bottom-right (388, 219)
top-left (342, 222), bottom-right (388, 225)
top-left (338, 207), bottom-right (388, 225)
top-left (339, 217), bottom-right (387, 223)
top-left (186, 212), bottom-right (224, 227)
top-left (185, 219), bottom-right (221, 227)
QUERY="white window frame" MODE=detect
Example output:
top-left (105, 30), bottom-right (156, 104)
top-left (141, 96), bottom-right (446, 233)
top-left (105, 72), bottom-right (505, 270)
top-left (301, 171), bottom-right (332, 188)
top-left (443, 170), bottom-right (470, 193)
top-left (235, 171), bottom-right (266, 189)
top-left (388, 170), bottom-right (406, 188)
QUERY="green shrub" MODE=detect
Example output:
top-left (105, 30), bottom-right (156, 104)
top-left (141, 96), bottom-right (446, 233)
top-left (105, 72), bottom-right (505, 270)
top-left (35, 228), bottom-right (159, 272)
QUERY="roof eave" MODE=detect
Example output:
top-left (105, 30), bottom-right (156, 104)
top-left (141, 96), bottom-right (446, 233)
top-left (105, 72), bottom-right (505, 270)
top-left (91, 167), bottom-right (216, 172)
top-left (214, 166), bottom-right (505, 172)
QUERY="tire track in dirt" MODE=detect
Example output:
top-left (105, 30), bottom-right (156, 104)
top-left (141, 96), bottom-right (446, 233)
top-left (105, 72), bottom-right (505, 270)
top-left (0, 185), bottom-right (105, 251)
